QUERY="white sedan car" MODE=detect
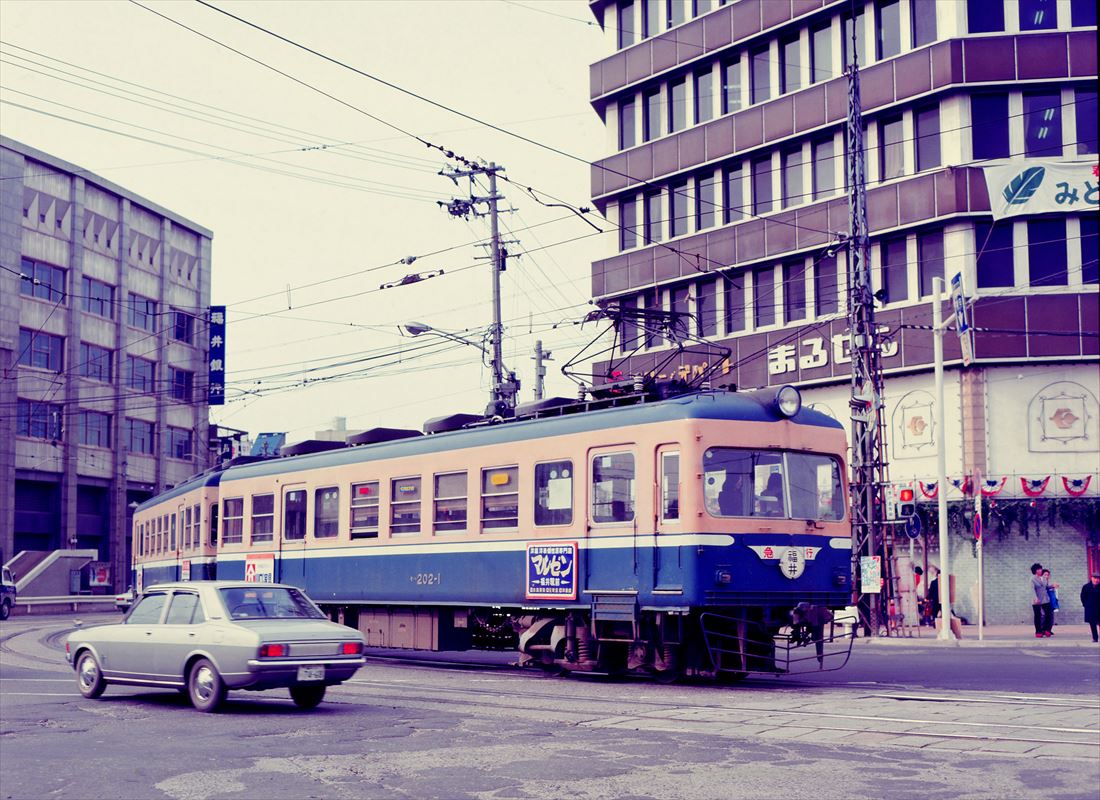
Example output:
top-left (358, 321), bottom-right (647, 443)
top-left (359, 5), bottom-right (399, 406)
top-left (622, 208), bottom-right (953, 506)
top-left (66, 581), bottom-right (366, 712)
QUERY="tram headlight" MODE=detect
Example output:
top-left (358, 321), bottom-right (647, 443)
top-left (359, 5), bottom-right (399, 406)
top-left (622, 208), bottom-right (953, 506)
top-left (776, 385), bottom-right (801, 417)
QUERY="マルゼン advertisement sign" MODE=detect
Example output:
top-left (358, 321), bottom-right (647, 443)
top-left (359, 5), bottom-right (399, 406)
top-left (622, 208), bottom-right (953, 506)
top-left (525, 542), bottom-right (578, 600)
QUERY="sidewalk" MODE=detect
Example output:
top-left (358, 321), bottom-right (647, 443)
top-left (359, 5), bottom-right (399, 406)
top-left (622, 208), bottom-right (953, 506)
top-left (856, 623), bottom-right (1100, 648)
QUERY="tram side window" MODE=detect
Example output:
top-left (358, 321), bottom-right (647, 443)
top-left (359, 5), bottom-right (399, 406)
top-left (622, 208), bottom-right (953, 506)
top-left (184, 506), bottom-right (192, 549)
top-left (157, 515), bottom-right (164, 552)
top-left (661, 452), bottom-right (680, 521)
top-left (535, 460), bottom-right (573, 526)
top-left (482, 466), bottom-right (519, 530)
top-left (192, 504), bottom-right (201, 547)
top-left (391, 477), bottom-right (422, 535)
top-left (210, 503), bottom-right (218, 546)
top-left (252, 493), bottom-right (275, 542)
top-left (787, 453), bottom-right (845, 521)
top-left (350, 482), bottom-right (380, 539)
top-left (315, 487), bottom-right (339, 538)
top-left (170, 514), bottom-right (176, 551)
top-left (591, 452), bottom-right (636, 523)
top-left (434, 472), bottom-right (468, 533)
top-left (138, 522), bottom-right (144, 556)
top-left (222, 498), bottom-right (244, 544)
top-left (284, 490), bottom-right (306, 540)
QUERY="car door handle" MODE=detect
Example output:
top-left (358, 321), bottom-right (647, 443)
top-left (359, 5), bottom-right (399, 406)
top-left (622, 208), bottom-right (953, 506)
top-left (145, 631), bottom-right (153, 636)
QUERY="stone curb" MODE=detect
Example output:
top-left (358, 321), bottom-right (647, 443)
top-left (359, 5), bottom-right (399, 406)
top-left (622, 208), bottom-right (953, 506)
top-left (855, 637), bottom-right (1100, 649)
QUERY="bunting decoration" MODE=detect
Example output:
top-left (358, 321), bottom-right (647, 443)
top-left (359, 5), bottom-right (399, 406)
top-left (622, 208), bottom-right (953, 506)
top-left (1020, 476), bottom-right (1051, 497)
top-left (980, 477), bottom-right (1007, 497)
top-left (950, 476), bottom-right (974, 495)
top-left (919, 481), bottom-right (938, 499)
top-left (1062, 476), bottom-right (1093, 497)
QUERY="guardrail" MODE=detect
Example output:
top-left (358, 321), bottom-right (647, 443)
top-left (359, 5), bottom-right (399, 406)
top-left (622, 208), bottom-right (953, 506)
top-left (11, 596), bottom-right (119, 615)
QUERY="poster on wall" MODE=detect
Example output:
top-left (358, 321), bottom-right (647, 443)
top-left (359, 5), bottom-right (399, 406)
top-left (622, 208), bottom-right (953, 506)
top-left (983, 160), bottom-right (1099, 220)
top-left (244, 553), bottom-right (275, 583)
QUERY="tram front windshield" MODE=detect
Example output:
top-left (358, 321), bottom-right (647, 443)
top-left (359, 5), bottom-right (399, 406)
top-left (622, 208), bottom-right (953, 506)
top-left (703, 448), bottom-right (845, 521)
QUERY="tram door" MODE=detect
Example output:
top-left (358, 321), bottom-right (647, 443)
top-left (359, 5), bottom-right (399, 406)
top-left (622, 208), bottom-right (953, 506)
top-left (654, 446), bottom-right (684, 591)
top-left (587, 446), bottom-right (640, 592)
top-left (279, 485), bottom-right (308, 587)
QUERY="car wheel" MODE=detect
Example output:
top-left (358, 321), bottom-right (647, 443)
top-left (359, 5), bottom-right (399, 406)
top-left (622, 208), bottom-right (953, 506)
top-left (76, 651), bottom-right (106, 699)
top-left (0, 600), bottom-right (10, 620)
top-left (289, 685), bottom-right (326, 709)
top-left (188, 658), bottom-right (227, 713)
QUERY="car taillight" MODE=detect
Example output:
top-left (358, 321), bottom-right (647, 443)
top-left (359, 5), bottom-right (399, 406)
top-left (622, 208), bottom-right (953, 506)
top-left (259, 643), bottom-right (287, 657)
top-left (341, 642), bottom-right (363, 655)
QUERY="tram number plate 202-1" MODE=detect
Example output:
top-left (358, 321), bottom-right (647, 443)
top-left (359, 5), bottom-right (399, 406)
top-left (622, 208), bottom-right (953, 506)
top-left (297, 666), bottom-right (324, 682)
top-left (412, 572), bottom-right (441, 586)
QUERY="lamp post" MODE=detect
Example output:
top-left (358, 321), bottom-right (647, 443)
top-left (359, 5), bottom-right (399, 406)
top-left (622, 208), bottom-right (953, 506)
top-left (403, 321), bottom-right (519, 416)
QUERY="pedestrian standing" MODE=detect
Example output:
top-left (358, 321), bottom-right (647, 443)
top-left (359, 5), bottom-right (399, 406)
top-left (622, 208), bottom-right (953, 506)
top-left (1081, 572), bottom-right (1100, 644)
top-left (1030, 563), bottom-right (1052, 638)
top-left (1042, 568), bottom-right (1060, 629)
top-left (928, 570), bottom-right (941, 625)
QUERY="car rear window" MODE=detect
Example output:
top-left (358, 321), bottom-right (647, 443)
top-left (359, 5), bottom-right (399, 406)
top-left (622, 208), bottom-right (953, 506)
top-left (218, 587), bottom-right (326, 620)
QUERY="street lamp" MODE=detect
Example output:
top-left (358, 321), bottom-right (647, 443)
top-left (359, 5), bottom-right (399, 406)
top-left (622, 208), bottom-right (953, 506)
top-left (402, 321), bottom-right (520, 417)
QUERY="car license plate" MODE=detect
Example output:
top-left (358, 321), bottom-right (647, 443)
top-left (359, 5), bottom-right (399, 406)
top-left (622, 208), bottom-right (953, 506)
top-left (297, 665), bottom-right (324, 682)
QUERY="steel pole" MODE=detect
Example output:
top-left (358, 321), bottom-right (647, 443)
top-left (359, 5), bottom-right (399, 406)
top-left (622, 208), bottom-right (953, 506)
top-left (487, 164), bottom-right (505, 410)
top-left (933, 277), bottom-right (954, 640)
top-left (976, 468), bottom-right (984, 642)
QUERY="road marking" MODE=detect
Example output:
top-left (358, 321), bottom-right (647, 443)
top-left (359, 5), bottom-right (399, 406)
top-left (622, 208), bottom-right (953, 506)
top-left (0, 678), bottom-right (72, 682)
top-left (870, 693), bottom-right (1100, 709)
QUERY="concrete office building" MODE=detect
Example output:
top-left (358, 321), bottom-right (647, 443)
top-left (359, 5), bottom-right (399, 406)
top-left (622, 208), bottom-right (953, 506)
top-left (585, 1), bottom-right (1098, 624)
top-left (0, 137), bottom-right (213, 591)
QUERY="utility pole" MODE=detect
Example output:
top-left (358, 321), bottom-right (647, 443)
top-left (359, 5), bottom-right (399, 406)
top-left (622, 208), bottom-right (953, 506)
top-left (440, 162), bottom-right (520, 415)
top-left (845, 13), bottom-right (891, 636)
top-left (532, 340), bottom-right (552, 401)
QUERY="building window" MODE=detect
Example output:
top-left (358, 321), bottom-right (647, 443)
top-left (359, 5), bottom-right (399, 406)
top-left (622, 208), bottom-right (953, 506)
top-left (782, 147), bottom-right (804, 207)
top-left (390, 477), bottom-right (421, 534)
top-left (917, 230), bottom-right (945, 298)
top-left (783, 260), bottom-right (806, 323)
top-left (915, 105), bottom-right (940, 172)
top-left (170, 368), bottom-right (194, 402)
top-left (1019, 0), bottom-right (1056, 30)
top-left (592, 452), bottom-right (635, 523)
top-left (125, 355), bottom-right (156, 393)
top-left (880, 115), bottom-right (905, 180)
top-left (1075, 90), bottom-right (1097, 155)
top-left (725, 277), bottom-right (745, 333)
top-left (876, 0), bottom-right (902, 60)
top-left (815, 255), bottom-right (839, 316)
top-left (751, 158), bottom-right (772, 215)
top-left (780, 35), bottom-right (801, 95)
top-left (619, 98), bottom-right (636, 150)
top-left (284, 490), bottom-right (306, 540)
top-left (971, 94), bottom-right (1010, 160)
top-left (646, 191), bottom-right (663, 243)
top-left (172, 311), bottom-right (194, 344)
top-left (643, 289), bottom-right (660, 348)
top-left (482, 466), bottom-right (519, 530)
top-left (669, 180), bottom-right (690, 237)
top-left (723, 165), bottom-right (743, 223)
top-left (670, 285), bottom-right (690, 342)
top-left (813, 138), bottom-right (836, 199)
top-left (127, 293), bottom-right (158, 332)
top-left (721, 58), bottom-right (741, 114)
top-left (251, 494), bottom-right (274, 542)
top-left (811, 22), bottom-right (832, 83)
top-left (644, 88), bottom-right (661, 141)
top-left (1071, 0), bottom-right (1096, 26)
top-left (696, 277), bottom-right (717, 337)
top-left (18, 329), bottom-right (63, 372)
top-left (975, 220), bottom-right (1015, 288)
top-left (167, 427), bottom-right (192, 460)
top-left (222, 498), bottom-right (243, 544)
top-left (434, 472), bottom-right (468, 533)
top-left (750, 46), bottom-right (770, 104)
top-left (535, 460), bottom-right (573, 526)
top-left (76, 410), bottom-right (111, 448)
top-left (621, 296), bottom-right (640, 352)
top-left (1023, 92), bottom-right (1063, 158)
top-left (620, 196), bottom-right (638, 250)
top-left (79, 343), bottom-right (112, 382)
top-left (753, 266), bottom-right (775, 328)
top-left (1028, 219), bottom-right (1067, 286)
top-left (842, 7), bottom-right (866, 67)
top-left (1081, 216), bottom-right (1098, 284)
top-left (668, 77), bottom-right (687, 133)
top-left (314, 487), bottom-right (339, 538)
top-left (125, 418), bottom-right (155, 454)
top-left (968, 0), bottom-right (1004, 32)
top-left (696, 172), bottom-right (717, 231)
top-left (16, 399), bottom-right (62, 439)
top-left (694, 69), bottom-right (714, 124)
top-left (666, 0), bottom-right (685, 27)
top-left (643, 0), bottom-right (660, 37)
top-left (18, 258), bottom-right (66, 303)
top-left (81, 277), bottom-right (114, 318)
top-left (617, 0), bottom-right (636, 49)
top-left (350, 481), bottom-right (379, 538)
top-left (881, 236), bottom-right (909, 303)
top-left (912, 0), bottom-right (937, 46)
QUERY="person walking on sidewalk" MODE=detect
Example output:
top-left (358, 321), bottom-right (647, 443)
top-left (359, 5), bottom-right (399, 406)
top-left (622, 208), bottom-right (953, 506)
top-left (1042, 568), bottom-right (1060, 629)
top-left (1030, 563), bottom-right (1052, 638)
top-left (1081, 572), bottom-right (1100, 643)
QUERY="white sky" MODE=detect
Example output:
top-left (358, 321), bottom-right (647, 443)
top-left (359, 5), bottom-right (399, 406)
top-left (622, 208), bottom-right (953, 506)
top-left (2, 0), bottom-right (611, 442)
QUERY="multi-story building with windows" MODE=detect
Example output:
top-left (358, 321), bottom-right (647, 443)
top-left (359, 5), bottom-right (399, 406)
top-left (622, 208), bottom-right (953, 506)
top-left (587, 0), bottom-right (1098, 624)
top-left (0, 137), bottom-right (213, 590)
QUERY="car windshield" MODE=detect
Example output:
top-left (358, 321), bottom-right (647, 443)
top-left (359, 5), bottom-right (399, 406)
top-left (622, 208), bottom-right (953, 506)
top-left (703, 448), bottom-right (845, 521)
top-left (218, 587), bottom-right (326, 620)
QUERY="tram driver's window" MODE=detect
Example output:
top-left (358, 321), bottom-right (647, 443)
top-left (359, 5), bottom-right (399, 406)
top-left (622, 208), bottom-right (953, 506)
top-left (535, 460), bottom-right (572, 526)
top-left (591, 452), bottom-right (635, 523)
